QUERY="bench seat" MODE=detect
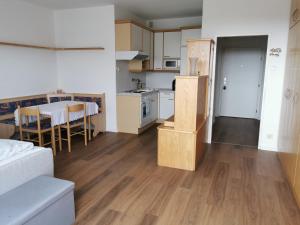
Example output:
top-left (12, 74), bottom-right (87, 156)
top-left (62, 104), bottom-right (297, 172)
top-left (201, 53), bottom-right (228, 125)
top-left (0, 176), bottom-right (75, 225)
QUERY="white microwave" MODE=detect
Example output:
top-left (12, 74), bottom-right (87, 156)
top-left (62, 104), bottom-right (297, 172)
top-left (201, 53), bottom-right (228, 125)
top-left (163, 59), bottom-right (180, 70)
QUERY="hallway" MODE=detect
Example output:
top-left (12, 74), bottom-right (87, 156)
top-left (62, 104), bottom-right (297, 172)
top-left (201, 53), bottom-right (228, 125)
top-left (212, 117), bottom-right (260, 147)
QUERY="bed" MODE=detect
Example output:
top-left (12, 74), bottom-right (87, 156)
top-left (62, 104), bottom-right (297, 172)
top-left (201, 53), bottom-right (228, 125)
top-left (0, 139), bottom-right (53, 195)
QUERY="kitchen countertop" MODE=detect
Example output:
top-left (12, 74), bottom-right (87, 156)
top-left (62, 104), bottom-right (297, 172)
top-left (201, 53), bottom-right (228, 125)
top-left (117, 89), bottom-right (159, 97)
top-left (155, 88), bottom-right (174, 92)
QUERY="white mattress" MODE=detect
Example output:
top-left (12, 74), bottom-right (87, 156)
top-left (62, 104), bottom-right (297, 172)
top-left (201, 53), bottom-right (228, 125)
top-left (0, 140), bottom-right (54, 195)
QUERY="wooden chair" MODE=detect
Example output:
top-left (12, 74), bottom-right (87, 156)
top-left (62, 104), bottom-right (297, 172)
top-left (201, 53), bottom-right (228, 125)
top-left (59, 104), bottom-right (90, 152)
top-left (18, 106), bottom-right (57, 156)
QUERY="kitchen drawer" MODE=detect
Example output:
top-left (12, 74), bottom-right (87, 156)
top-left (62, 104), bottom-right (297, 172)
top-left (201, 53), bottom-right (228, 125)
top-left (160, 91), bottom-right (174, 99)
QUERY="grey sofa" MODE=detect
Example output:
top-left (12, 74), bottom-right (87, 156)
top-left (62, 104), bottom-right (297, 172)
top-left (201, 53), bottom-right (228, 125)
top-left (0, 176), bottom-right (75, 225)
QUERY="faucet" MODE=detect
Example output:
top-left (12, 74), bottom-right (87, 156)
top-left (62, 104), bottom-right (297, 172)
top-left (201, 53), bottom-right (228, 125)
top-left (132, 78), bottom-right (144, 89)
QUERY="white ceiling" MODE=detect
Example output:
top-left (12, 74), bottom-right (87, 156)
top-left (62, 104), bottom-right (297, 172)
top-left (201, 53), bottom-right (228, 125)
top-left (20, 0), bottom-right (202, 19)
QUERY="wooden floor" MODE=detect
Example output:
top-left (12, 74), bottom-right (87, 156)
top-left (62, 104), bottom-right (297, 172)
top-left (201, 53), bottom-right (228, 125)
top-left (54, 126), bottom-right (300, 225)
top-left (212, 117), bottom-right (260, 147)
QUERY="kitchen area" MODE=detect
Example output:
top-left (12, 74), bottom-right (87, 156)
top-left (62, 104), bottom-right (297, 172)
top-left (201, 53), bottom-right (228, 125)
top-left (115, 18), bottom-right (201, 134)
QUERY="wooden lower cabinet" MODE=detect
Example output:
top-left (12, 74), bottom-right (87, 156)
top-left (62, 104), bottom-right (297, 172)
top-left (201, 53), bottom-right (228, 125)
top-left (158, 120), bottom-right (206, 171)
top-left (278, 20), bottom-right (300, 208)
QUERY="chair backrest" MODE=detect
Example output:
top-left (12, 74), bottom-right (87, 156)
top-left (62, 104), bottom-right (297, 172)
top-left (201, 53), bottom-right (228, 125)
top-left (19, 106), bottom-right (40, 117)
top-left (66, 103), bottom-right (86, 123)
top-left (47, 94), bottom-right (73, 103)
top-left (18, 106), bottom-right (41, 130)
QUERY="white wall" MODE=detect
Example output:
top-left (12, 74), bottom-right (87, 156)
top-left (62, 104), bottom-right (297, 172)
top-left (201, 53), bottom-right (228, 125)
top-left (54, 6), bottom-right (117, 132)
top-left (115, 6), bottom-right (146, 25)
top-left (146, 72), bottom-right (176, 89)
top-left (0, 0), bottom-right (57, 98)
top-left (148, 16), bottom-right (202, 29)
top-left (116, 61), bottom-right (146, 92)
top-left (202, 0), bottom-right (291, 151)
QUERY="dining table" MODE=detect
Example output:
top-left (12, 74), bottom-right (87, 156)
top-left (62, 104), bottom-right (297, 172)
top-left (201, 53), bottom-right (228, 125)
top-left (14, 101), bottom-right (99, 153)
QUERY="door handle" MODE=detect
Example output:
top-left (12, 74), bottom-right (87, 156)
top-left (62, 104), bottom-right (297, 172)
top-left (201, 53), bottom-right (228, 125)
top-left (223, 76), bottom-right (227, 90)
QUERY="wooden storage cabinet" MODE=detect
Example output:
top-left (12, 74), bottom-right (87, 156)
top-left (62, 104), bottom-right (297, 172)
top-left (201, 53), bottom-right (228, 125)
top-left (115, 20), bottom-right (154, 71)
top-left (115, 22), bottom-right (143, 51)
top-left (290, 0), bottom-right (300, 28)
top-left (278, 20), bottom-right (300, 208)
top-left (187, 39), bottom-right (214, 76)
top-left (157, 76), bottom-right (209, 171)
top-left (180, 28), bottom-right (202, 75)
top-left (115, 21), bottom-right (153, 53)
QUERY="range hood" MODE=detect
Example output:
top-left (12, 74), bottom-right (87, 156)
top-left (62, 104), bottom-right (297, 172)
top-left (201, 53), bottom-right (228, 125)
top-left (116, 51), bottom-right (148, 61)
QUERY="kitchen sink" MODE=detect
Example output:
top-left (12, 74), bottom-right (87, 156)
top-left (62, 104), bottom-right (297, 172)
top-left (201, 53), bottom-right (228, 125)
top-left (126, 89), bottom-right (153, 94)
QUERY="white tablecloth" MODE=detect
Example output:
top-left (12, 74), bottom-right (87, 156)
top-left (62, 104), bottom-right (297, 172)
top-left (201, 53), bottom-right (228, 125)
top-left (14, 101), bottom-right (98, 127)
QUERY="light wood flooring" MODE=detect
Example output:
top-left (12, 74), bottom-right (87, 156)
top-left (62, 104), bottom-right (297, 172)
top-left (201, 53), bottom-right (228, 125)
top-left (54, 126), bottom-right (300, 225)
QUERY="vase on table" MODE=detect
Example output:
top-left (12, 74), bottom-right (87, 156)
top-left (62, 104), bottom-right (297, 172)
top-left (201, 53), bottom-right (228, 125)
top-left (189, 57), bottom-right (199, 76)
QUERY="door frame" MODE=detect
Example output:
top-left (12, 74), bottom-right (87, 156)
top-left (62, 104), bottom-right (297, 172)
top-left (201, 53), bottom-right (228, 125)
top-left (207, 35), bottom-right (269, 146)
top-left (215, 47), bottom-right (266, 119)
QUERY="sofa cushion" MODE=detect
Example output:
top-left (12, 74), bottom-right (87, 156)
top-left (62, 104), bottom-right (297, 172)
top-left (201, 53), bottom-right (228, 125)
top-left (20, 98), bottom-right (47, 108)
top-left (0, 97), bottom-right (47, 116)
top-left (73, 96), bottom-right (102, 112)
top-left (49, 96), bottom-right (72, 103)
top-left (0, 176), bottom-right (74, 225)
top-left (0, 102), bottom-right (19, 116)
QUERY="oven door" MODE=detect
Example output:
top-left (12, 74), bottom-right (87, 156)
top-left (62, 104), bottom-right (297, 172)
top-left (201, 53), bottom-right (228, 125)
top-left (141, 97), bottom-right (152, 127)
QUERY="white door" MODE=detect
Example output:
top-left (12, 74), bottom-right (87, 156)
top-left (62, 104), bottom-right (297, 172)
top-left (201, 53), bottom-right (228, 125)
top-left (219, 48), bottom-right (263, 119)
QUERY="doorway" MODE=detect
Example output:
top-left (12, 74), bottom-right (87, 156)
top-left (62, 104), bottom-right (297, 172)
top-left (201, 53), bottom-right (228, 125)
top-left (212, 36), bottom-right (268, 147)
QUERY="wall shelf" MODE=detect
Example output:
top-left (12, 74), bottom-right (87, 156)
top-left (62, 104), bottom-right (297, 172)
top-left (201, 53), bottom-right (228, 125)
top-left (0, 41), bottom-right (104, 51)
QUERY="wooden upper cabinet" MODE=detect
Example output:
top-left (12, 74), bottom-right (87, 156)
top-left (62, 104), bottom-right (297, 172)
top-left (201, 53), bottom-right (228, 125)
top-left (115, 21), bottom-right (153, 54)
top-left (290, 0), bottom-right (300, 28)
top-left (115, 23), bottom-right (131, 51)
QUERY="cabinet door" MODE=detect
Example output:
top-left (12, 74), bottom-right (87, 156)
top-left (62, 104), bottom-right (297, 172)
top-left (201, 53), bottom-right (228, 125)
top-left (142, 29), bottom-right (151, 55)
top-left (164, 32), bottom-right (181, 58)
top-left (115, 23), bottom-right (131, 51)
top-left (159, 92), bottom-right (175, 119)
top-left (150, 32), bottom-right (154, 70)
top-left (131, 24), bottom-right (143, 51)
top-left (154, 32), bottom-right (164, 70)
